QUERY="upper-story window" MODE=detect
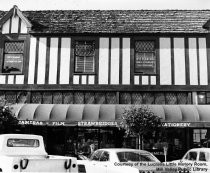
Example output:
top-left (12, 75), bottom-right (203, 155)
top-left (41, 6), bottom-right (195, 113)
top-left (74, 41), bottom-right (95, 73)
top-left (134, 41), bottom-right (156, 74)
top-left (2, 41), bottom-right (24, 74)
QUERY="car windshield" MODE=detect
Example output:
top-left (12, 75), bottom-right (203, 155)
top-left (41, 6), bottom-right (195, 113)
top-left (7, 138), bottom-right (40, 147)
top-left (117, 151), bottom-right (158, 162)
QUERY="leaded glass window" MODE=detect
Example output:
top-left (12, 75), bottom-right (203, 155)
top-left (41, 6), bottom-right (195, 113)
top-left (74, 41), bottom-right (95, 73)
top-left (135, 41), bottom-right (156, 74)
top-left (2, 41), bottom-right (24, 73)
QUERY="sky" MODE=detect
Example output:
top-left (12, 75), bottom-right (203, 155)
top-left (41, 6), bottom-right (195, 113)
top-left (0, 0), bottom-right (210, 11)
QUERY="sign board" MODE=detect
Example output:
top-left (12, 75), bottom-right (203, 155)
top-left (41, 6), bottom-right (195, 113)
top-left (18, 120), bottom-right (210, 128)
top-left (135, 53), bottom-right (156, 74)
top-left (18, 120), bottom-right (119, 127)
top-left (3, 54), bottom-right (23, 73)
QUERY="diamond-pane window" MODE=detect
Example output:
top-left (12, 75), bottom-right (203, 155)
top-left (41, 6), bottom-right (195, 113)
top-left (75, 41), bottom-right (95, 73)
top-left (135, 41), bottom-right (156, 74)
top-left (5, 42), bottom-right (24, 53)
top-left (3, 41), bottom-right (24, 73)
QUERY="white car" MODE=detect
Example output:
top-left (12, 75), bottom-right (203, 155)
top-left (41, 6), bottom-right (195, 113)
top-left (77, 148), bottom-right (163, 173)
top-left (0, 134), bottom-right (78, 173)
top-left (172, 148), bottom-right (210, 173)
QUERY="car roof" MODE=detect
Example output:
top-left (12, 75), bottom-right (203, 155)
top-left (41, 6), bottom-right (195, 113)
top-left (188, 148), bottom-right (210, 152)
top-left (97, 148), bottom-right (150, 153)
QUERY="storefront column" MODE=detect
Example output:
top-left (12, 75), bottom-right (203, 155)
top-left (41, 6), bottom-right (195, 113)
top-left (186, 127), bottom-right (190, 150)
top-left (192, 92), bottom-right (198, 104)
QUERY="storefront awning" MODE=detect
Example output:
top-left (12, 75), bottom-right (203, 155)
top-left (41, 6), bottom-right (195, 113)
top-left (10, 104), bottom-right (210, 127)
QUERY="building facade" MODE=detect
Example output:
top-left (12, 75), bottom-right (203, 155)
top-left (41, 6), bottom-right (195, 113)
top-left (1, 5), bottom-right (210, 160)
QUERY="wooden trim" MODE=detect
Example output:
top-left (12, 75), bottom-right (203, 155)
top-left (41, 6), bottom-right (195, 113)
top-left (79, 75), bottom-right (82, 85)
top-left (108, 37), bottom-right (111, 85)
top-left (130, 37), bottom-right (134, 85)
top-left (139, 75), bottom-right (142, 85)
top-left (14, 75), bottom-right (16, 84)
top-left (26, 91), bottom-right (31, 103)
top-left (70, 38), bottom-right (74, 85)
top-left (171, 37), bottom-right (175, 85)
top-left (0, 35), bottom-right (5, 73)
top-left (149, 75), bottom-right (151, 85)
top-left (56, 37), bottom-right (61, 84)
top-left (95, 37), bottom-right (99, 85)
top-left (45, 37), bottom-right (50, 84)
top-left (156, 37), bottom-right (160, 85)
top-left (34, 37), bottom-right (39, 84)
top-left (9, 17), bottom-right (12, 34)
top-left (5, 75), bottom-right (8, 84)
top-left (119, 37), bottom-right (123, 85)
top-left (16, 8), bottom-right (32, 28)
top-left (1, 83), bottom-right (210, 91)
top-left (206, 34), bottom-right (210, 85)
top-left (18, 17), bottom-right (21, 34)
top-left (23, 35), bottom-right (31, 84)
top-left (196, 37), bottom-right (200, 85)
top-left (86, 75), bottom-right (89, 84)
top-left (185, 37), bottom-right (190, 85)
top-left (29, 32), bottom-right (208, 38)
top-left (116, 91), bottom-right (120, 104)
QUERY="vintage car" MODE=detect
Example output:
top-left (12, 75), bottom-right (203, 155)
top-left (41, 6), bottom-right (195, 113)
top-left (77, 148), bottom-right (172, 173)
top-left (0, 134), bottom-right (78, 172)
top-left (171, 148), bottom-right (210, 173)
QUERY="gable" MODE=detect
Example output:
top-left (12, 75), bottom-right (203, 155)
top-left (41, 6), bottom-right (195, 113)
top-left (0, 5), bottom-right (32, 34)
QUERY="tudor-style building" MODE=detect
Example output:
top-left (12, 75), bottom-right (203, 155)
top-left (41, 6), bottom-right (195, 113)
top-left (1, 5), bottom-right (210, 160)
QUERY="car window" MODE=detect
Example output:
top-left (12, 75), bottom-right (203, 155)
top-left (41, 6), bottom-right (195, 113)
top-left (184, 151), bottom-right (197, 161)
top-left (100, 151), bottom-right (109, 161)
top-left (199, 152), bottom-right (209, 162)
top-left (7, 138), bottom-right (39, 147)
top-left (117, 151), bottom-right (157, 162)
top-left (90, 150), bottom-right (103, 161)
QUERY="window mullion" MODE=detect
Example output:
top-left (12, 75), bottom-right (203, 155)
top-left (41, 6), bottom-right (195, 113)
top-left (84, 56), bottom-right (86, 73)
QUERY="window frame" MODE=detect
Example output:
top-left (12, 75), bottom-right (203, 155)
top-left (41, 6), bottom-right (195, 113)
top-left (2, 41), bottom-right (24, 74)
top-left (73, 39), bottom-right (96, 74)
top-left (133, 38), bottom-right (157, 75)
top-left (184, 151), bottom-right (198, 161)
top-left (99, 151), bottom-right (110, 162)
top-left (199, 152), bottom-right (208, 162)
top-left (0, 35), bottom-right (27, 75)
top-left (90, 150), bottom-right (103, 161)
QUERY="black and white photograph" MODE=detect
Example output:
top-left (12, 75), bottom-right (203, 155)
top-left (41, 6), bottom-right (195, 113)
top-left (0, 0), bottom-right (210, 172)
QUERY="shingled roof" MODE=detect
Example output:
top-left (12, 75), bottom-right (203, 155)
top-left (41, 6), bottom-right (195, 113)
top-left (1, 9), bottom-right (210, 34)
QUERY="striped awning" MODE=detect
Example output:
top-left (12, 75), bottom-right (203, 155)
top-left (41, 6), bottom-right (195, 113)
top-left (10, 104), bottom-right (210, 127)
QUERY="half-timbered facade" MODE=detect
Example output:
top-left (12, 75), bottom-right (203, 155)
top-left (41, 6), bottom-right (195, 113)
top-left (1, 5), bottom-right (210, 160)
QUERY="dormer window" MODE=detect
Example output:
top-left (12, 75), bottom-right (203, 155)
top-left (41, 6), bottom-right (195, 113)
top-left (2, 41), bottom-right (24, 74)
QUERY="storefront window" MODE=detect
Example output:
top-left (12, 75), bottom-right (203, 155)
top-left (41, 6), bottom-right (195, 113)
top-left (193, 129), bottom-right (207, 147)
top-left (141, 128), bottom-right (186, 161)
top-left (197, 92), bottom-right (210, 104)
top-left (77, 128), bottom-right (98, 157)
top-left (76, 127), bottom-right (122, 158)
top-left (197, 92), bottom-right (206, 104)
top-left (47, 127), bottom-right (67, 155)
